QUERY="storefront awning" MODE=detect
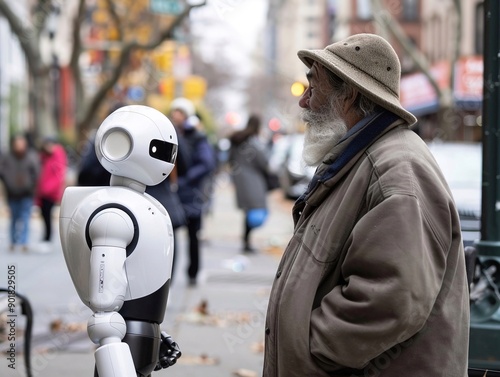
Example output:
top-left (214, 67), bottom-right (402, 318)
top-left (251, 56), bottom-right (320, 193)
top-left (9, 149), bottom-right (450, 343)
top-left (400, 61), bottom-right (450, 116)
top-left (454, 56), bottom-right (483, 110)
top-left (400, 57), bottom-right (484, 116)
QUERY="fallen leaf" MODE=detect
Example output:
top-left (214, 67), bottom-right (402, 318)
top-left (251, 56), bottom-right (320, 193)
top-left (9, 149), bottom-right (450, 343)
top-left (251, 341), bottom-right (265, 353)
top-left (177, 354), bottom-right (219, 365)
top-left (195, 299), bottom-right (209, 315)
top-left (50, 319), bottom-right (63, 332)
top-left (50, 319), bottom-right (86, 333)
top-left (233, 368), bottom-right (258, 377)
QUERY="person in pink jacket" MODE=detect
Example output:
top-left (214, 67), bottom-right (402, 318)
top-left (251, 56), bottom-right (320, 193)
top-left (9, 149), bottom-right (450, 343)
top-left (36, 137), bottom-right (67, 245)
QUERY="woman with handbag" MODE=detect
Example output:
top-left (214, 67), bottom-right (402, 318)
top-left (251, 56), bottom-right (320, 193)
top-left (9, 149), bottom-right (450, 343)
top-left (228, 114), bottom-right (271, 253)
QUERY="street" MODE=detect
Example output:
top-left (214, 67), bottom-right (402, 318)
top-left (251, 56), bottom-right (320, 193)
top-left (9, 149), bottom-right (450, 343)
top-left (0, 172), bottom-right (294, 377)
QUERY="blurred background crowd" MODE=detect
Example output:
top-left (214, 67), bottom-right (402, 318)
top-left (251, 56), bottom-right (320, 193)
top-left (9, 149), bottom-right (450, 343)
top-left (0, 0), bottom-right (486, 244)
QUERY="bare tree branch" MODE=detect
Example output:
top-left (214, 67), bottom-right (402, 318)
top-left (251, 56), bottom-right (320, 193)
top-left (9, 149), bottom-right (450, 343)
top-left (77, 1), bottom-right (206, 135)
top-left (69, 0), bottom-right (86, 120)
top-left (32, 0), bottom-right (53, 36)
top-left (0, 0), bottom-right (58, 135)
top-left (104, 0), bottom-right (124, 41)
top-left (449, 0), bottom-right (462, 102)
top-left (371, 0), bottom-right (443, 100)
top-left (371, 0), bottom-right (463, 138)
top-left (0, 0), bottom-right (46, 74)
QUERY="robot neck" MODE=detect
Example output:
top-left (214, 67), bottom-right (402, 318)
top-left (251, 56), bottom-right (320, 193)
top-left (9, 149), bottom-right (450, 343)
top-left (110, 175), bottom-right (146, 193)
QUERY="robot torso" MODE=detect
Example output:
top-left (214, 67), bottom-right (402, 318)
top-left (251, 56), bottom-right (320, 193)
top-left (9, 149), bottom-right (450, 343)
top-left (60, 186), bottom-right (174, 308)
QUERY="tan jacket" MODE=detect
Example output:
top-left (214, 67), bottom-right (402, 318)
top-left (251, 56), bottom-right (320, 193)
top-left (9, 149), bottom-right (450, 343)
top-left (263, 118), bottom-right (469, 377)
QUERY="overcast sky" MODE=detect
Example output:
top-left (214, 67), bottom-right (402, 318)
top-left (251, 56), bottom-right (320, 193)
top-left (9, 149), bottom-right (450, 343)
top-left (190, 0), bottom-right (269, 122)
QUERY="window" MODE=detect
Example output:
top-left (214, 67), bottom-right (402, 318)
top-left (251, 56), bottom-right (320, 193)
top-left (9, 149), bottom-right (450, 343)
top-left (306, 16), bottom-right (318, 24)
top-left (475, 2), bottom-right (484, 55)
top-left (402, 0), bottom-right (419, 21)
top-left (308, 32), bottom-right (318, 39)
top-left (357, 0), bottom-right (372, 20)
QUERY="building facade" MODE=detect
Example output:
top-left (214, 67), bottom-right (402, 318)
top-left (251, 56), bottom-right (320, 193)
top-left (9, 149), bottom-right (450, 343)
top-left (0, 2), bottom-right (30, 153)
top-left (265, 0), bottom-right (484, 140)
top-left (264, 0), bottom-right (332, 131)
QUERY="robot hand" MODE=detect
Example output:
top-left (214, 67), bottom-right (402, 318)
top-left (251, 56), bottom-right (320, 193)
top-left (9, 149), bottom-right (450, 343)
top-left (154, 331), bottom-right (182, 370)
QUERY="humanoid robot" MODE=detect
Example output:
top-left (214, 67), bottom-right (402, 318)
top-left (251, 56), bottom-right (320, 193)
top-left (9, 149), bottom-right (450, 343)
top-left (60, 105), bottom-right (181, 377)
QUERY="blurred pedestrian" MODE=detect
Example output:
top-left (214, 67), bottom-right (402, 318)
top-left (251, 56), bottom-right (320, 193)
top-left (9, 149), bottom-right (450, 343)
top-left (77, 103), bottom-right (126, 187)
top-left (170, 97), bottom-right (217, 286)
top-left (145, 130), bottom-right (192, 280)
top-left (0, 134), bottom-right (40, 251)
top-left (229, 114), bottom-right (271, 253)
top-left (77, 130), bottom-right (111, 186)
top-left (263, 34), bottom-right (469, 377)
top-left (35, 137), bottom-right (67, 249)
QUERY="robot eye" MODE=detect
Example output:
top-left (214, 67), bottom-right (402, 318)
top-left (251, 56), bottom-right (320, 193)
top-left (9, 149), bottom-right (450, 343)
top-left (149, 139), bottom-right (177, 163)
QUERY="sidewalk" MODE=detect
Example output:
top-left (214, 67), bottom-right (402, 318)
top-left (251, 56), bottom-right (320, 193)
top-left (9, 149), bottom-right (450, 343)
top-left (0, 173), bottom-right (294, 377)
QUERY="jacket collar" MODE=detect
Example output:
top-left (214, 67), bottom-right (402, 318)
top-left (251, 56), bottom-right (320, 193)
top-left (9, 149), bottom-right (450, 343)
top-left (293, 110), bottom-right (403, 224)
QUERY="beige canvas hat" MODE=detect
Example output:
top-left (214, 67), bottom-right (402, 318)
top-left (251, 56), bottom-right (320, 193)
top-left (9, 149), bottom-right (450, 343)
top-left (298, 33), bottom-right (417, 126)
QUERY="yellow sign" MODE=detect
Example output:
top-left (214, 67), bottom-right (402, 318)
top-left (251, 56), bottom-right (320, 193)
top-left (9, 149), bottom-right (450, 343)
top-left (183, 75), bottom-right (207, 100)
top-left (159, 77), bottom-right (175, 100)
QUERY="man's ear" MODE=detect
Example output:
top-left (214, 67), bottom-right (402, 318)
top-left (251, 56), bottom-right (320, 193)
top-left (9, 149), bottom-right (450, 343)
top-left (343, 88), bottom-right (359, 114)
top-left (342, 89), bottom-right (364, 128)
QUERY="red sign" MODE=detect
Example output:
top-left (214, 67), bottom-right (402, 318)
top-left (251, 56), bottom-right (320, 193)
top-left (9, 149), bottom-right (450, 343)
top-left (400, 61), bottom-right (450, 112)
top-left (454, 56), bottom-right (483, 101)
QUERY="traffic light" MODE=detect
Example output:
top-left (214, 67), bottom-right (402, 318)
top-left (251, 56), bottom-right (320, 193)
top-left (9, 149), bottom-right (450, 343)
top-left (291, 81), bottom-right (306, 97)
top-left (268, 117), bottom-right (281, 132)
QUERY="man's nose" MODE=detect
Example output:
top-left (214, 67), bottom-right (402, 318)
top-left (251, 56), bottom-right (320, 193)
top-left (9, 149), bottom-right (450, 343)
top-left (298, 87), bottom-right (310, 109)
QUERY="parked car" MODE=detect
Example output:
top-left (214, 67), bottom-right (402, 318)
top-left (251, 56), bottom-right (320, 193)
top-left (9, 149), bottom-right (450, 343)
top-left (269, 134), bottom-right (315, 200)
top-left (427, 141), bottom-right (482, 245)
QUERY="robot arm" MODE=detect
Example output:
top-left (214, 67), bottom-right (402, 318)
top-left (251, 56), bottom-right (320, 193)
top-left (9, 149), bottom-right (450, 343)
top-left (88, 208), bottom-right (134, 312)
top-left (86, 208), bottom-right (136, 377)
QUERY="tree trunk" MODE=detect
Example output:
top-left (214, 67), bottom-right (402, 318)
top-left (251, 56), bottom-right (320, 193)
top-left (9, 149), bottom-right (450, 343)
top-left (31, 73), bottom-right (56, 138)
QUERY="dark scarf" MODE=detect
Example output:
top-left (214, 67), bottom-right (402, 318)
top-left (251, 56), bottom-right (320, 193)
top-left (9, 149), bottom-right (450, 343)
top-left (297, 110), bottom-right (400, 205)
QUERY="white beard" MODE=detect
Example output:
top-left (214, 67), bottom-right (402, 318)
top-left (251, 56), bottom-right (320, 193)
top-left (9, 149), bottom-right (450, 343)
top-left (301, 104), bottom-right (348, 166)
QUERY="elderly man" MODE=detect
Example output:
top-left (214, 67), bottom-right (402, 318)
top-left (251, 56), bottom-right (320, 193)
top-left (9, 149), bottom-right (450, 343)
top-left (263, 34), bottom-right (469, 377)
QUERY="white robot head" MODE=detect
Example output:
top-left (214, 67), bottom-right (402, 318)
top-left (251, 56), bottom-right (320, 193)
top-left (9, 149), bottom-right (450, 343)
top-left (95, 105), bottom-right (178, 186)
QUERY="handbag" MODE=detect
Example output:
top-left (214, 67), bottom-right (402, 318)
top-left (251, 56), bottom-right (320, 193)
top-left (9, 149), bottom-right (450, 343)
top-left (265, 172), bottom-right (280, 191)
top-left (246, 208), bottom-right (268, 228)
top-left (146, 180), bottom-right (186, 229)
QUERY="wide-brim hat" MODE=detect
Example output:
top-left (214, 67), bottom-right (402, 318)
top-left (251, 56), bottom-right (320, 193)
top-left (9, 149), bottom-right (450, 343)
top-left (298, 33), bottom-right (417, 126)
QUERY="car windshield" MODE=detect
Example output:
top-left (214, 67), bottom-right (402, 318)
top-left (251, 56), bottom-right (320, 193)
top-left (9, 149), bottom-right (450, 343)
top-left (427, 142), bottom-right (482, 190)
top-left (427, 142), bottom-right (482, 219)
top-left (429, 143), bottom-right (482, 189)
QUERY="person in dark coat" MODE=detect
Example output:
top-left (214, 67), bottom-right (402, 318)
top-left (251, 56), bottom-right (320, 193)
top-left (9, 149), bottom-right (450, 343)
top-left (0, 134), bottom-right (40, 251)
top-left (145, 132), bottom-right (192, 281)
top-left (229, 115), bottom-right (270, 252)
top-left (170, 97), bottom-right (217, 286)
top-left (77, 103), bottom-right (125, 186)
top-left (146, 133), bottom-right (191, 231)
top-left (77, 130), bottom-right (111, 187)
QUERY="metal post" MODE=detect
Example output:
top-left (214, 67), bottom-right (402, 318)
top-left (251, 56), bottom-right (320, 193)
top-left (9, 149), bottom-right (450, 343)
top-left (469, 0), bottom-right (500, 373)
top-left (479, 0), bottom-right (500, 250)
